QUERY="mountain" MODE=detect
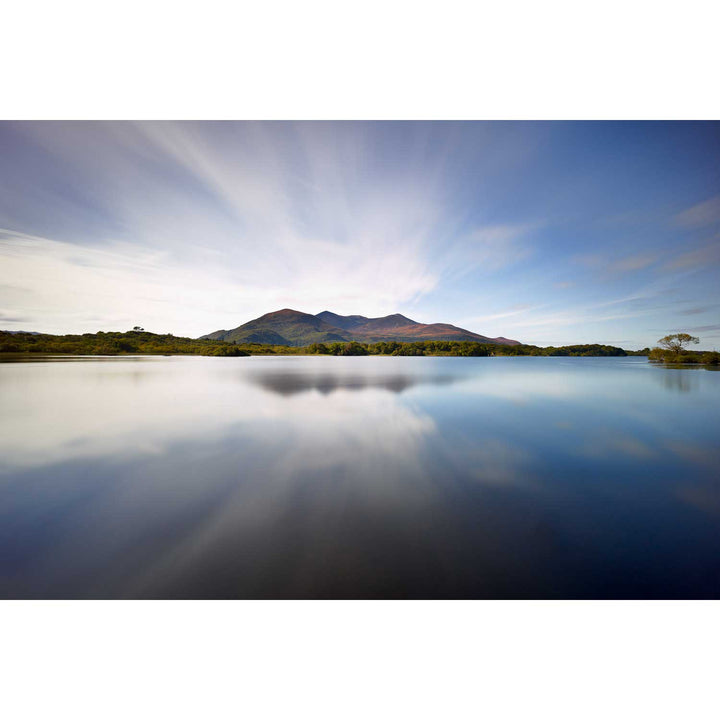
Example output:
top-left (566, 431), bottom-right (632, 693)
top-left (202, 309), bottom-right (520, 347)
top-left (315, 311), bottom-right (370, 330)
top-left (204, 309), bottom-right (349, 346)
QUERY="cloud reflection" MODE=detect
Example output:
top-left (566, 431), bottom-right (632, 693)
top-left (2, 356), bottom-right (720, 598)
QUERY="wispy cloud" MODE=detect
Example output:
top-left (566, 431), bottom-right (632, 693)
top-left (662, 240), bottom-right (720, 271)
top-left (675, 194), bottom-right (720, 227)
top-left (0, 227), bottom-right (440, 335)
top-left (574, 251), bottom-right (660, 274)
top-left (460, 304), bottom-right (539, 326)
top-left (1, 121), bottom-right (719, 347)
top-left (679, 305), bottom-right (716, 315)
top-left (671, 323), bottom-right (720, 333)
top-left (2, 122), bottom-right (476, 332)
top-left (485, 287), bottom-right (686, 346)
top-left (439, 222), bottom-right (538, 281)
top-left (610, 252), bottom-right (660, 272)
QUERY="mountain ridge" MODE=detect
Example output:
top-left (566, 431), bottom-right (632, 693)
top-left (202, 309), bottom-right (520, 347)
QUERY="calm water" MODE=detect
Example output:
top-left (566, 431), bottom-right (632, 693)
top-left (1, 355), bottom-right (719, 599)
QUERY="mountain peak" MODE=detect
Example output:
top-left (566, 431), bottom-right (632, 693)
top-left (202, 309), bottom-right (519, 346)
top-left (315, 311), bottom-right (369, 330)
top-left (264, 308), bottom-right (307, 318)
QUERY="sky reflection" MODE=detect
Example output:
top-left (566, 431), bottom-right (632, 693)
top-left (1, 355), bottom-right (719, 598)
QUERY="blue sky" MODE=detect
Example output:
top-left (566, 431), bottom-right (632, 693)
top-left (1, 121), bottom-right (718, 348)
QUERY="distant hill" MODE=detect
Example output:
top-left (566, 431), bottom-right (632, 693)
top-left (201, 309), bottom-right (520, 347)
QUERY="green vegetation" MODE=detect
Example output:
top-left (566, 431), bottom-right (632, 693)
top-left (658, 333), bottom-right (700, 355)
top-left (303, 341), bottom-right (629, 356)
top-left (649, 347), bottom-right (719, 365)
top-left (10, 330), bottom-right (714, 364)
top-left (648, 333), bottom-right (718, 365)
top-left (0, 330), bottom-right (634, 358)
top-left (0, 330), bottom-right (249, 356)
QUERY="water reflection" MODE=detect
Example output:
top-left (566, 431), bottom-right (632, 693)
top-left (655, 368), bottom-right (697, 393)
top-left (0, 354), bottom-right (151, 363)
top-left (0, 355), bottom-right (719, 598)
top-left (246, 369), bottom-right (463, 395)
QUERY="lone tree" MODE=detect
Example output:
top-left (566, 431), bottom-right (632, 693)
top-left (658, 333), bottom-right (699, 355)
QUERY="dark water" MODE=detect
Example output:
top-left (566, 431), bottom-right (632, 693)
top-left (1, 355), bottom-right (719, 599)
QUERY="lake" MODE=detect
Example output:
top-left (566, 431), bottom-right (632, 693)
top-left (1, 355), bottom-right (719, 599)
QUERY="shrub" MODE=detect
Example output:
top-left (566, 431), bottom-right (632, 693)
top-left (648, 348), bottom-right (666, 362)
top-left (339, 342), bottom-right (368, 356)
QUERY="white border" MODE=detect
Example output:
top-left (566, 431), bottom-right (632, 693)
top-left (2, 1), bottom-right (719, 119)
top-left (1, 601), bottom-right (717, 719)
top-left (2, 2), bottom-right (718, 718)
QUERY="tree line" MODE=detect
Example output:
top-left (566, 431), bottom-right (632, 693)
top-left (1, 330), bottom-right (633, 358)
top-left (7, 328), bottom-right (716, 363)
top-left (303, 340), bottom-right (631, 356)
top-left (0, 330), bottom-right (249, 356)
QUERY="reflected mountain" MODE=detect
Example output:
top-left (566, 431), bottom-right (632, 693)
top-left (245, 370), bottom-right (465, 396)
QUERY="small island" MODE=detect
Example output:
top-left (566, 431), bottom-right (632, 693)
top-left (648, 333), bottom-right (719, 366)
